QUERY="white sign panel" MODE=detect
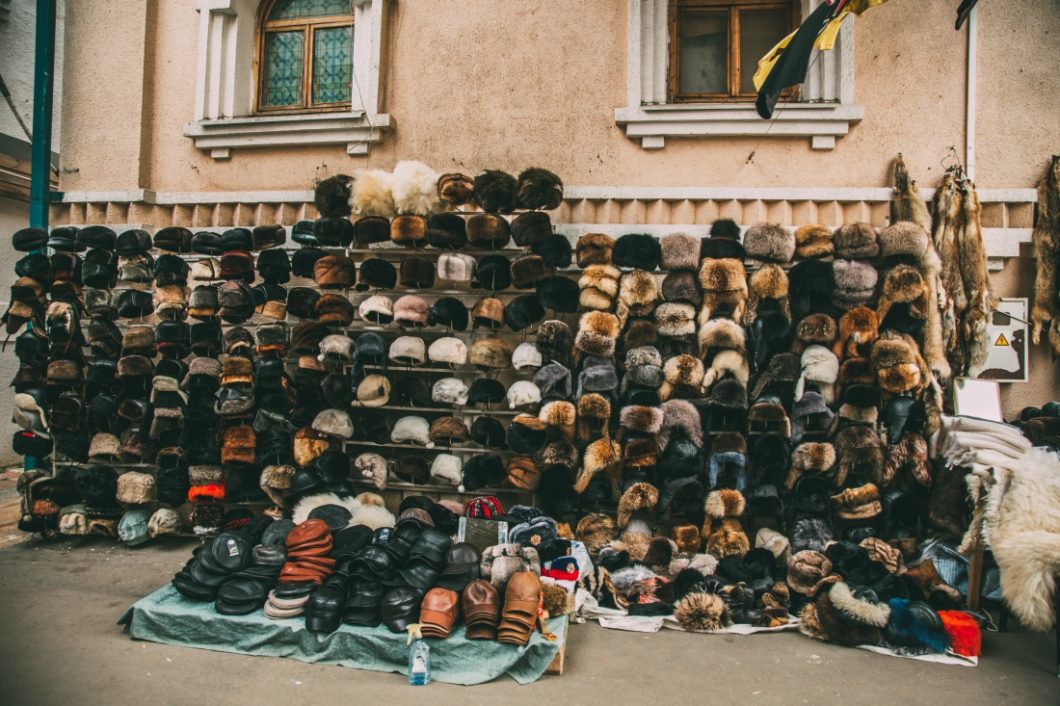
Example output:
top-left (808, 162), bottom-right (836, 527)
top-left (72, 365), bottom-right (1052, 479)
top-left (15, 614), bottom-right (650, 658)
top-left (977, 298), bottom-right (1028, 383)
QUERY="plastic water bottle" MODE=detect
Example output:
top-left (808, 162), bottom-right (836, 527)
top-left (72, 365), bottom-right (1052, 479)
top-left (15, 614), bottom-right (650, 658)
top-left (407, 626), bottom-right (431, 686)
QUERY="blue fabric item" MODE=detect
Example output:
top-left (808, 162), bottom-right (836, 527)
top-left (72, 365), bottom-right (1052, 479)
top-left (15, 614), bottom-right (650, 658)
top-left (922, 541), bottom-right (1002, 602)
top-left (709, 451), bottom-right (747, 491)
top-left (886, 598), bottom-right (950, 653)
top-left (120, 584), bottom-right (565, 685)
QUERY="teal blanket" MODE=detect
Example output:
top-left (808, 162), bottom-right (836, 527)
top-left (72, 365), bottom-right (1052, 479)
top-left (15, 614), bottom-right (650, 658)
top-left (120, 585), bottom-right (565, 685)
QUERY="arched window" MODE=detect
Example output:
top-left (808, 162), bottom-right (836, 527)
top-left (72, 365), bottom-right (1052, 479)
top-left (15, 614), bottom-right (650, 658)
top-left (258, 0), bottom-right (354, 112)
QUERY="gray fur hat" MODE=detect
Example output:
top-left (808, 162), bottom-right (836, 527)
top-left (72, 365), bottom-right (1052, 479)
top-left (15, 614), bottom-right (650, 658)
top-left (534, 362), bottom-right (573, 400)
top-left (576, 356), bottom-right (619, 398)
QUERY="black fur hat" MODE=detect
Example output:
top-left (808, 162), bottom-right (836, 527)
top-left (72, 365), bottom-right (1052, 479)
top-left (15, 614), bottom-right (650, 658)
top-left (351, 410), bottom-right (390, 444)
top-left (470, 255), bottom-right (511, 291)
top-left (613, 234), bottom-right (661, 270)
top-left (473, 170), bottom-right (518, 213)
top-left (256, 248), bottom-right (291, 284)
top-left (504, 295), bottom-right (546, 332)
top-left (399, 257), bottom-right (435, 289)
top-left (516, 167), bottom-right (564, 210)
top-left (353, 216), bottom-right (391, 245)
top-left (536, 320), bottom-right (573, 366)
top-left (393, 377), bottom-right (431, 407)
top-left (462, 454), bottom-right (506, 491)
top-left (426, 212), bottom-right (467, 249)
top-left (702, 219), bottom-right (747, 259)
top-left (537, 276), bottom-right (580, 313)
top-left (286, 287), bottom-right (321, 319)
top-left (789, 259), bottom-right (836, 320)
top-left (511, 211), bottom-right (553, 247)
top-left (314, 174), bottom-right (354, 218)
top-left (314, 217), bottom-right (355, 247)
top-left (508, 415), bottom-right (548, 454)
top-left (74, 465), bottom-right (119, 506)
top-left (291, 247), bottom-right (325, 278)
top-left (532, 234), bottom-right (573, 268)
top-left (356, 257), bottom-right (397, 290)
top-left (467, 378), bottom-right (506, 406)
top-left (471, 416), bottom-right (507, 449)
top-left (431, 297), bottom-right (469, 331)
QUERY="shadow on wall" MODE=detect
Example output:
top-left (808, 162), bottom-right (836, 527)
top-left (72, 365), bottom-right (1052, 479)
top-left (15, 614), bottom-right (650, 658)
top-left (0, 197), bottom-right (27, 467)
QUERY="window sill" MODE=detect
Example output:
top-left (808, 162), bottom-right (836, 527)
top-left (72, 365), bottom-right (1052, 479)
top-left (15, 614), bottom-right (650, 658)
top-left (183, 111), bottom-right (392, 159)
top-left (614, 101), bottom-right (863, 150)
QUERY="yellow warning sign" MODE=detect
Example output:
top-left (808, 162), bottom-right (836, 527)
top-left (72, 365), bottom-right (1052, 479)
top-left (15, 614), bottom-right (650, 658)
top-left (994, 333), bottom-right (1009, 347)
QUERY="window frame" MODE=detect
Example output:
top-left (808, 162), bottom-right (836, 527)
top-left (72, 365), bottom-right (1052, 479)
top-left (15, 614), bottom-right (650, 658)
top-left (255, 0), bottom-right (355, 114)
top-left (668, 0), bottom-right (799, 103)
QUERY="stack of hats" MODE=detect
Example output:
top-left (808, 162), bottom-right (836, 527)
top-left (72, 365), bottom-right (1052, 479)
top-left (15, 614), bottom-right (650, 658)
top-left (462, 578), bottom-right (501, 639)
top-left (418, 587), bottom-right (461, 638)
top-left (496, 571), bottom-right (543, 646)
top-left (265, 519), bottom-right (334, 618)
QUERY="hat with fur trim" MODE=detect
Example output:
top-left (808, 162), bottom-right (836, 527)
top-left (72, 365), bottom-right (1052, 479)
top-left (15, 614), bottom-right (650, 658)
top-left (831, 483), bottom-right (882, 520)
top-left (795, 224), bottom-right (834, 260)
top-left (472, 297), bottom-right (504, 329)
top-left (870, 331), bottom-right (925, 395)
top-left (697, 318), bottom-right (746, 359)
top-left (470, 255), bottom-right (511, 291)
top-left (426, 212), bottom-right (467, 250)
top-left (315, 294), bottom-right (355, 326)
top-left (744, 223), bottom-right (795, 263)
top-left (507, 380), bottom-right (542, 409)
top-left (511, 255), bottom-right (551, 289)
top-left (836, 383), bottom-right (880, 425)
top-left (617, 482), bottom-right (659, 528)
top-left (318, 334), bottom-right (354, 361)
top-left (702, 349), bottom-right (750, 394)
top-left (832, 260), bottom-right (878, 311)
top-left (578, 264), bottom-right (621, 312)
top-left (613, 234), bottom-right (661, 270)
top-left (221, 425), bottom-right (256, 465)
top-left (834, 307), bottom-right (880, 360)
top-left (432, 377), bottom-right (469, 406)
top-left (358, 295), bottom-right (393, 325)
top-left (504, 295), bottom-right (545, 332)
top-left (469, 337), bottom-right (512, 370)
top-left (834, 425), bottom-right (884, 487)
top-left (784, 442), bottom-right (837, 490)
top-left (537, 276), bottom-right (580, 313)
top-left (658, 354), bottom-right (704, 401)
top-left (532, 234), bottom-right (573, 268)
top-left (698, 259), bottom-right (748, 322)
top-left (574, 311), bottom-right (619, 358)
top-left (390, 214), bottom-right (428, 246)
top-left (617, 270), bottom-right (660, 322)
top-left (708, 432), bottom-right (747, 490)
top-left (619, 405), bottom-right (664, 436)
top-left (512, 342), bottom-right (543, 371)
top-left (789, 260), bottom-right (835, 320)
top-left (795, 314), bottom-right (838, 350)
top-left (511, 211), bottom-right (552, 247)
top-left (575, 393), bottom-right (611, 441)
top-left (746, 264), bottom-right (791, 325)
top-left (533, 362), bottom-right (572, 400)
top-left (875, 264), bottom-right (929, 329)
top-left (430, 454), bottom-right (463, 487)
top-left (355, 374), bottom-right (391, 407)
top-left (429, 416), bottom-right (470, 444)
top-left (791, 390), bottom-right (835, 443)
top-left (833, 223), bottom-right (879, 260)
top-left (507, 414), bottom-right (548, 455)
top-left (438, 173), bottom-right (474, 207)
top-left (660, 234), bottom-right (701, 271)
top-left (394, 295), bottom-right (430, 327)
top-left (878, 221), bottom-right (929, 260)
top-left (428, 337), bottom-right (468, 366)
top-left (312, 409), bottom-right (354, 439)
top-left (431, 297), bottom-right (469, 331)
top-left (467, 214), bottom-right (512, 248)
top-left (662, 271), bottom-right (700, 305)
top-left (535, 320), bottom-right (572, 366)
top-left (577, 233), bottom-right (615, 267)
top-left (391, 416), bottom-right (434, 447)
top-left (540, 400), bottom-right (576, 440)
top-left (389, 336), bottom-right (426, 366)
top-left (516, 167), bottom-right (563, 210)
top-left (575, 356), bottom-right (618, 398)
top-left (473, 170), bottom-right (517, 213)
top-left (787, 550), bottom-right (836, 596)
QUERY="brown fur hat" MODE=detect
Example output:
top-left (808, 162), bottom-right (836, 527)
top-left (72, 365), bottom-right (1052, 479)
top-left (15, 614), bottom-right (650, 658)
top-left (574, 311), bottom-right (620, 358)
top-left (662, 271), bottom-right (701, 305)
top-left (795, 224), bottom-right (835, 260)
top-left (623, 437), bottom-right (658, 469)
top-left (883, 431), bottom-right (931, 487)
top-left (659, 354), bottom-right (705, 401)
top-left (576, 437), bottom-right (621, 497)
top-left (704, 518), bottom-right (750, 558)
top-left (878, 221), bottom-right (929, 260)
top-left (617, 482), bottom-right (659, 527)
top-left (870, 331), bottom-right (926, 394)
top-left (785, 442), bottom-right (837, 490)
top-left (833, 307), bottom-right (880, 360)
top-left (876, 264), bottom-right (929, 325)
top-left (620, 405), bottom-right (664, 435)
top-left (749, 352), bottom-right (799, 402)
top-left (617, 270), bottom-right (661, 322)
top-left (834, 425), bottom-right (885, 487)
top-left (698, 317), bottom-right (747, 359)
top-left (701, 349), bottom-right (750, 392)
top-left (698, 258), bottom-right (748, 294)
top-left (536, 320), bottom-right (573, 366)
top-left (746, 401), bottom-right (792, 438)
top-left (577, 233), bottom-right (615, 267)
top-left (744, 223), bottom-right (796, 263)
top-left (578, 264), bottom-right (621, 311)
top-left (833, 223), bottom-right (879, 260)
top-left (674, 592), bottom-right (732, 632)
top-left (622, 318), bottom-right (658, 353)
top-left (745, 264), bottom-right (792, 325)
top-left (539, 400), bottom-right (576, 440)
top-left (837, 356), bottom-right (875, 389)
top-left (705, 489), bottom-right (745, 519)
top-left (831, 483), bottom-right (882, 520)
top-left (658, 399), bottom-right (703, 451)
top-left (660, 234), bottom-right (702, 271)
top-left (575, 512), bottom-right (616, 557)
top-left (542, 439), bottom-right (580, 469)
top-left (812, 588), bottom-right (884, 646)
top-left (794, 313), bottom-right (838, 350)
top-left (542, 582), bottom-right (574, 618)
top-left (654, 302), bottom-right (697, 338)
top-left (576, 393), bottom-right (611, 440)
top-left (469, 337), bottom-right (513, 370)
top-left (670, 523), bottom-right (702, 554)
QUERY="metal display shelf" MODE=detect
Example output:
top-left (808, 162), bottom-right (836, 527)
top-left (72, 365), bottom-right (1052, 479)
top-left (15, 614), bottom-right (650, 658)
top-left (342, 440), bottom-right (517, 455)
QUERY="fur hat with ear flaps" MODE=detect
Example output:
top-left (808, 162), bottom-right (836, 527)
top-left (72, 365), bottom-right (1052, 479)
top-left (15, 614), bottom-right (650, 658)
top-left (617, 481), bottom-right (659, 528)
top-left (793, 314), bottom-right (838, 353)
top-left (698, 259), bottom-right (748, 324)
top-left (794, 345), bottom-right (839, 404)
top-left (536, 320), bottom-right (572, 367)
top-left (314, 174), bottom-right (354, 218)
top-left (659, 354), bottom-right (705, 401)
top-left (576, 393), bottom-right (611, 441)
top-left (795, 224), bottom-right (835, 260)
top-left (832, 259), bottom-right (878, 310)
top-left (657, 399), bottom-right (703, 451)
top-left (701, 219), bottom-right (746, 260)
top-left (575, 512), bottom-right (616, 557)
top-left (870, 331), bottom-right (928, 395)
top-left (516, 167), bottom-right (564, 210)
top-left (876, 264), bottom-right (930, 332)
top-left (698, 318), bottom-right (747, 360)
top-left (835, 425), bottom-right (885, 487)
top-left (575, 437), bottom-right (621, 497)
top-left (745, 264), bottom-right (791, 326)
top-left (578, 264), bottom-right (621, 311)
top-left (675, 592), bottom-right (732, 632)
top-left (616, 270), bottom-right (660, 327)
top-left (743, 223), bottom-right (795, 264)
top-left (574, 311), bottom-right (620, 359)
top-left (834, 307), bottom-right (880, 360)
top-left (350, 169), bottom-right (395, 217)
top-left (784, 442), bottom-right (837, 490)
top-left (701, 349), bottom-right (750, 394)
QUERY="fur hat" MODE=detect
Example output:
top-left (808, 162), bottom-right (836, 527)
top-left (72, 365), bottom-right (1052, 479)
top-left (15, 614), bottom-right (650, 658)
top-left (350, 169), bottom-right (395, 217)
top-left (575, 512), bottom-right (616, 557)
top-left (785, 442), bottom-right (837, 490)
top-left (426, 212), bottom-right (467, 250)
top-left (743, 223), bottom-right (795, 263)
top-left (791, 390), bottom-right (835, 442)
top-left (314, 174), bottom-right (354, 218)
top-left (473, 170), bottom-right (517, 213)
top-left (698, 259), bottom-right (748, 323)
top-left (884, 431), bottom-right (931, 487)
top-left (659, 234), bottom-right (701, 271)
top-left (536, 361), bottom-right (573, 400)
top-left (575, 393), bottom-right (611, 441)
top-left (702, 349), bottom-right (750, 393)
top-left (574, 311), bottom-right (620, 358)
top-left (697, 318), bottom-right (746, 359)
top-left (539, 400), bottom-right (576, 440)
top-left (577, 233), bottom-right (615, 267)
top-left (659, 354), bottom-right (705, 401)
top-left (507, 380), bottom-right (542, 409)
top-left (578, 264), bottom-right (621, 311)
top-left (504, 295), bottom-right (546, 332)
top-left (788, 260), bottom-right (835, 320)
top-left (674, 592), bottom-right (732, 632)
top-left (391, 160), bottom-right (441, 216)
top-left (833, 307), bottom-right (880, 361)
top-left (788, 551), bottom-right (838, 598)
top-left (432, 377), bottom-right (469, 406)
top-left (511, 255), bottom-right (551, 290)
top-left (437, 253), bottom-right (476, 283)
top-left (619, 405), bottom-right (664, 436)
top-left (617, 270), bottom-right (660, 323)
top-left (515, 167), bottom-right (563, 210)
top-left (870, 331), bottom-right (926, 395)
top-left (795, 314), bottom-right (838, 350)
top-left (507, 414), bottom-right (548, 454)
top-left (834, 425), bottom-right (884, 487)
top-left (832, 259), bottom-right (878, 310)
top-left (532, 233), bottom-right (573, 268)
top-left (575, 437), bottom-right (621, 496)
top-left (312, 408), bottom-right (354, 439)
top-left (654, 303), bottom-right (696, 337)
top-left (537, 276), bottom-right (580, 313)
top-left (621, 319), bottom-right (658, 354)
top-left (391, 416), bottom-right (433, 448)
top-left (437, 173), bottom-right (474, 206)
top-left (467, 214), bottom-right (512, 249)
top-left (617, 482), bottom-right (659, 528)
top-left (794, 345), bottom-right (839, 404)
top-left (745, 264), bottom-right (791, 325)
top-left (662, 271), bottom-right (701, 305)
top-left (657, 399), bottom-right (703, 450)
top-left (511, 210), bottom-right (553, 247)
top-left (469, 337), bottom-right (512, 370)
top-left (831, 483), bottom-right (882, 520)
top-left (876, 264), bottom-right (929, 329)
top-left (833, 223), bottom-right (879, 260)
top-left (536, 320), bottom-right (573, 366)
top-left (878, 221), bottom-right (929, 260)
top-left (795, 224), bottom-right (834, 260)
top-left (613, 234), bottom-right (661, 270)
top-left (836, 382), bottom-right (881, 425)
top-left (701, 219), bottom-right (746, 259)
top-left (703, 517), bottom-right (750, 559)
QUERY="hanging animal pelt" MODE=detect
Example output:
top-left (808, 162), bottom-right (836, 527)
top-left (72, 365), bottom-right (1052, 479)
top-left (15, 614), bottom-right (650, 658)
top-left (957, 180), bottom-right (992, 375)
top-left (1031, 156), bottom-right (1060, 355)
top-left (890, 154), bottom-right (932, 232)
top-left (932, 173), bottom-right (964, 373)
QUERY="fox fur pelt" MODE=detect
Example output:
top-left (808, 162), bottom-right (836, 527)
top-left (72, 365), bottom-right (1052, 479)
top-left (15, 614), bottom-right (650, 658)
top-left (932, 173), bottom-right (964, 373)
top-left (958, 181), bottom-right (992, 376)
top-left (1031, 156), bottom-right (1060, 355)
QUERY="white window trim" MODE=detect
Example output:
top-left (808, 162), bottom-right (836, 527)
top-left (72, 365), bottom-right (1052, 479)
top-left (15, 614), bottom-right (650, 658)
top-left (617, 0), bottom-right (862, 150)
top-left (184, 0), bottom-right (391, 159)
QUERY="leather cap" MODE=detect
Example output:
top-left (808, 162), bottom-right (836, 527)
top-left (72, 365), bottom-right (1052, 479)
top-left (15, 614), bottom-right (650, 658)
top-left (462, 579), bottom-right (501, 639)
top-left (380, 587), bottom-right (423, 633)
top-left (419, 588), bottom-right (460, 638)
top-left (496, 571), bottom-right (541, 645)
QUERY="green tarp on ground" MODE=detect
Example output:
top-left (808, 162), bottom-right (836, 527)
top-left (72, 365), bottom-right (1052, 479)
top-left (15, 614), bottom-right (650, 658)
top-left (120, 585), bottom-right (565, 685)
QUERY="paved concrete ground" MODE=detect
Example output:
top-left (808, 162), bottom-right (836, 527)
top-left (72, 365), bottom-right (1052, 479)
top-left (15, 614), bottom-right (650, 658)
top-left (0, 536), bottom-right (1056, 706)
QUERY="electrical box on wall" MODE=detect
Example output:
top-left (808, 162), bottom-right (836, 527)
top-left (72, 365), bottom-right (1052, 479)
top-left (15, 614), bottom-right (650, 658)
top-left (977, 298), bottom-right (1029, 383)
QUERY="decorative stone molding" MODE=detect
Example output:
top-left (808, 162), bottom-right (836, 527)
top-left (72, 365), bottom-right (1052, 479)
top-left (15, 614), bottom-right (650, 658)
top-left (184, 0), bottom-right (391, 159)
top-left (618, 0), bottom-right (862, 150)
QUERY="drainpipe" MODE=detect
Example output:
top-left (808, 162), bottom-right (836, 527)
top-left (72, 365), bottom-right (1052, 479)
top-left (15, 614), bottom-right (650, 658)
top-left (965, 4), bottom-right (977, 181)
top-left (29, 0), bottom-right (57, 229)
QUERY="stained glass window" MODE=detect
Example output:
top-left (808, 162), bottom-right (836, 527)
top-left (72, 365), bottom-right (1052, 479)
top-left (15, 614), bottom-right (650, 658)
top-left (259, 0), bottom-right (353, 111)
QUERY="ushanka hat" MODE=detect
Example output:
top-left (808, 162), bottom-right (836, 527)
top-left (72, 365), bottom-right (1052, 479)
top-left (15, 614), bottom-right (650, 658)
top-left (535, 320), bottom-right (572, 366)
top-left (536, 276), bottom-right (580, 313)
top-left (470, 255), bottom-right (511, 291)
top-left (613, 234), bottom-right (660, 270)
top-left (832, 259), bottom-right (879, 311)
top-left (577, 233), bottom-right (615, 267)
top-left (504, 295), bottom-right (545, 332)
top-left (467, 214), bottom-right (511, 248)
top-left (743, 223), bottom-right (795, 263)
top-left (700, 219), bottom-right (746, 259)
top-left (659, 233), bottom-right (701, 271)
top-left (511, 211), bottom-right (552, 247)
top-left (531, 234), bottom-right (572, 268)
top-left (426, 212), bottom-right (467, 249)
top-left (833, 223), bottom-right (879, 260)
top-left (795, 224), bottom-right (834, 260)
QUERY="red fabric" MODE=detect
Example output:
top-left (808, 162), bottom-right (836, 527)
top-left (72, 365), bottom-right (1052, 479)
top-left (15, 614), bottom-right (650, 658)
top-left (937, 610), bottom-right (981, 657)
top-left (188, 483), bottom-right (226, 502)
top-left (464, 496), bottom-right (503, 519)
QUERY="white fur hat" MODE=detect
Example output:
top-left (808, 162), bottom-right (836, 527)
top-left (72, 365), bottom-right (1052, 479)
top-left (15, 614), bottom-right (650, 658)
top-left (701, 349), bottom-right (750, 392)
top-left (507, 380), bottom-right (542, 409)
top-left (190, 258), bottom-right (221, 281)
top-left (438, 253), bottom-right (477, 283)
top-left (310, 408), bottom-right (354, 439)
top-left (391, 416), bottom-right (434, 447)
top-left (389, 336), bottom-right (426, 366)
top-left (354, 452), bottom-right (388, 490)
top-left (654, 302), bottom-right (696, 337)
top-left (318, 334), bottom-right (355, 361)
top-left (390, 160), bottom-right (441, 216)
top-left (795, 344), bottom-right (840, 404)
top-left (428, 336), bottom-right (468, 366)
top-left (432, 377), bottom-right (469, 406)
top-left (355, 374), bottom-right (391, 407)
top-left (358, 295), bottom-right (393, 323)
top-left (512, 342), bottom-right (543, 370)
top-left (430, 453), bottom-right (463, 486)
